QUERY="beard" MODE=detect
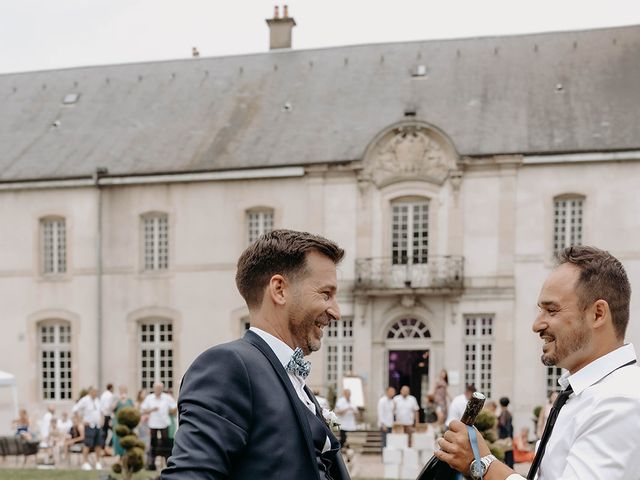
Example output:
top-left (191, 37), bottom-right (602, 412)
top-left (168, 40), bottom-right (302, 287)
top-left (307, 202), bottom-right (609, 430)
top-left (541, 316), bottom-right (591, 367)
top-left (287, 297), bottom-right (328, 355)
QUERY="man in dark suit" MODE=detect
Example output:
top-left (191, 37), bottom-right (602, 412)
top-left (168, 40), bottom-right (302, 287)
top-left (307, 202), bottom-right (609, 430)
top-left (162, 229), bottom-right (351, 480)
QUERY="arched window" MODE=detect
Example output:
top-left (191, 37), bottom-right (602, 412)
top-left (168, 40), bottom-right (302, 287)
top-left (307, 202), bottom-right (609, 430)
top-left (141, 212), bottom-right (169, 271)
top-left (246, 208), bottom-right (274, 244)
top-left (138, 319), bottom-right (174, 390)
top-left (386, 318), bottom-right (431, 339)
top-left (553, 195), bottom-right (584, 253)
top-left (38, 321), bottom-right (72, 400)
top-left (391, 198), bottom-right (429, 265)
top-left (40, 216), bottom-right (66, 275)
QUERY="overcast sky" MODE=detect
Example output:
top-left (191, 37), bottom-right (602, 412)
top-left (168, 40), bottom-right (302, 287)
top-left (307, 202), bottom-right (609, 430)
top-left (1, 0), bottom-right (639, 74)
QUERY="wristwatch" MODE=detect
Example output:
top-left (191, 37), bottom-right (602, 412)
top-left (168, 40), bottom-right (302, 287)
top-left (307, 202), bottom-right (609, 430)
top-left (469, 454), bottom-right (497, 479)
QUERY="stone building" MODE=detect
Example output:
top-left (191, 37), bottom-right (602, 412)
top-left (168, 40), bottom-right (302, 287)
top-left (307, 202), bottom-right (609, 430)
top-left (1, 14), bottom-right (639, 431)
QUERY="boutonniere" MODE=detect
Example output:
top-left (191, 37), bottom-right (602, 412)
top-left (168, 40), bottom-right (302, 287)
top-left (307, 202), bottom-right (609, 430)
top-left (322, 408), bottom-right (341, 432)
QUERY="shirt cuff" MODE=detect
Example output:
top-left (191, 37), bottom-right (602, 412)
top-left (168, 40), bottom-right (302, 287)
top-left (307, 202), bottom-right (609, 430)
top-left (506, 475), bottom-right (526, 480)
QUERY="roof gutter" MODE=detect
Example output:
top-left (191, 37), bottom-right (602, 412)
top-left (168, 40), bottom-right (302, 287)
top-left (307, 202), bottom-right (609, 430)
top-left (0, 166), bottom-right (306, 191)
top-left (523, 150), bottom-right (640, 165)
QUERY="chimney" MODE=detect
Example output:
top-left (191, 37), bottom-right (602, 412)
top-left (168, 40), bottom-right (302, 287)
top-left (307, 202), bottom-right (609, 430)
top-left (266, 4), bottom-right (296, 50)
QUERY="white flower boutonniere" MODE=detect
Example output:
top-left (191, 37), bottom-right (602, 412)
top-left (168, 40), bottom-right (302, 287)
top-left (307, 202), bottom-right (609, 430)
top-left (322, 408), bottom-right (341, 432)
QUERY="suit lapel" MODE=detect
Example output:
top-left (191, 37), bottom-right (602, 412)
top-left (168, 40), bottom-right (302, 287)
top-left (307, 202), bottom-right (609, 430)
top-left (243, 331), bottom-right (320, 480)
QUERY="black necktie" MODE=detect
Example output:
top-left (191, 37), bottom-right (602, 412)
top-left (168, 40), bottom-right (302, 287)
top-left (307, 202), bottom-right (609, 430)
top-left (527, 385), bottom-right (574, 479)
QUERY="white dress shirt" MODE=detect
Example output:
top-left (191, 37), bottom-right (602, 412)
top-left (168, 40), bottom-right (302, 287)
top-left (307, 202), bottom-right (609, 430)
top-left (72, 395), bottom-right (102, 427)
top-left (446, 393), bottom-right (467, 427)
top-left (393, 394), bottom-right (420, 425)
top-left (141, 392), bottom-right (177, 429)
top-left (100, 389), bottom-right (115, 416)
top-left (377, 395), bottom-right (395, 428)
top-left (335, 396), bottom-right (357, 431)
top-left (505, 343), bottom-right (640, 480)
top-left (249, 327), bottom-right (331, 453)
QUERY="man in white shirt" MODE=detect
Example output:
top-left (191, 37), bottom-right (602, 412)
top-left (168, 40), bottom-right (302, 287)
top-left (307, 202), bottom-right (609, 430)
top-left (445, 384), bottom-right (475, 427)
top-left (99, 383), bottom-right (115, 451)
top-left (72, 386), bottom-right (104, 471)
top-left (436, 246), bottom-right (640, 480)
top-left (377, 386), bottom-right (395, 447)
top-left (394, 385), bottom-right (420, 445)
top-left (141, 382), bottom-right (177, 471)
top-left (335, 389), bottom-right (358, 447)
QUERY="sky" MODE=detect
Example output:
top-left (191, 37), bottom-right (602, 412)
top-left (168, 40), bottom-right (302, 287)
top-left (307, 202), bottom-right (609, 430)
top-left (1, 0), bottom-right (639, 74)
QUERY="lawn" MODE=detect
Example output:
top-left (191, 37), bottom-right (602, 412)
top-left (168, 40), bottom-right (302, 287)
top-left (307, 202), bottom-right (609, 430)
top-left (0, 469), bottom-right (382, 480)
top-left (0, 469), bottom-right (158, 480)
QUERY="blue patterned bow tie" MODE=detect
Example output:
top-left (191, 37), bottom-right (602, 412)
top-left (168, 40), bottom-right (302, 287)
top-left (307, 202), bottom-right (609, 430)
top-left (286, 347), bottom-right (311, 379)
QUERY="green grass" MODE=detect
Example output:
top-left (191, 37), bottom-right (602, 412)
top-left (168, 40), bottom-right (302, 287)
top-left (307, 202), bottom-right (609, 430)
top-left (0, 469), bottom-right (158, 480)
top-left (0, 469), bottom-right (383, 480)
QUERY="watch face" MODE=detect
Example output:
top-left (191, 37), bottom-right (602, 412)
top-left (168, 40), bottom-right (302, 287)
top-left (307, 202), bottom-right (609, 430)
top-left (470, 460), bottom-right (482, 478)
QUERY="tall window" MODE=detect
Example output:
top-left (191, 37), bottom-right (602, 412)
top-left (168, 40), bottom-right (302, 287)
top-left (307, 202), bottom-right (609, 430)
top-left (546, 366), bottom-right (565, 396)
top-left (391, 199), bottom-right (429, 264)
top-left (247, 209), bottom-right (274, 244)
top-left (464, 315), bottom-right (493, 398)
top-left (41, 217), bottom-right (66, 275)
top-left (143, 213), bottom-right (169, 270)
top-left (553, 197), bottom-right (584, 253)
top-left (39, 322), bottom-right (72, 400)
top-left (325, 318), bottom-right (354, 394)
top-left (139, 320), bottom-right (174, 390)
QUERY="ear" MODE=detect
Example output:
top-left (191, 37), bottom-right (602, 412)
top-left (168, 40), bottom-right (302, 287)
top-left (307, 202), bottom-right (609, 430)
top-left (591, 299), bottom-right (610, 330)
top-left (268, 274), bottom-right (287, 306)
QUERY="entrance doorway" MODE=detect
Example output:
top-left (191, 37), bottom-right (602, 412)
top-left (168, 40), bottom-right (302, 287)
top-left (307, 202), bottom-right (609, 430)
top-left (388, 350), bottom-right (429, 420)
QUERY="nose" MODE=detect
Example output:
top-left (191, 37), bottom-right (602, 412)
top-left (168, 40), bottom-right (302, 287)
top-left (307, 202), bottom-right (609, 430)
top-left (328, 298), bottom-right (341, 321)
top-left (532, 310), bottom-right (545, 334)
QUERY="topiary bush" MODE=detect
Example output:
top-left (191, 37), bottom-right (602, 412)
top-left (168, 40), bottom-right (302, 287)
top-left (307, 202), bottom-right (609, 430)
top-left (112, 407), bottom-right (144, 480)
top-left (475, 409), bottom-right (505, 461)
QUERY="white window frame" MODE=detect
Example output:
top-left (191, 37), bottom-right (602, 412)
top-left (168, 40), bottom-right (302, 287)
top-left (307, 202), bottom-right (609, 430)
top-left (247, 209), bottom-right (274, 244)
top-left (553, 196), bottom-right (584, 253)
top-left (138, 319), bottom-right (174, 391)
top-left (391, 199), bottom-right (429, 265)
top-left (41, 217), bottom-right (67, 275)
top-left (325, 318), bottom-right (354, 394)
top-left (386, 318), bottom-right (431, 340)
top-left (142, 213), bottom-right (169, 271)
top-left (38, 321), bottom-right (72, 401)
top-left (464, 315), bottom-right (494, 398)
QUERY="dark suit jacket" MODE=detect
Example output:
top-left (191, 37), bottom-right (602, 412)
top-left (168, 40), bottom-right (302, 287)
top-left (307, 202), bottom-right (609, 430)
top-left (162, 330), bottom-right (350, 480)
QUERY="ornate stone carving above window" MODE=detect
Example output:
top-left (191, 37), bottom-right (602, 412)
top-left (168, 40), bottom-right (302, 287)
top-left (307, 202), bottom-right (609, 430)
top-left (361, 122), bottom-right (460, 187)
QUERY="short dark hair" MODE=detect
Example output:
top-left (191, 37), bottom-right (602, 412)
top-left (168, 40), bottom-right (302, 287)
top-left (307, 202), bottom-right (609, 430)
top-left (465, 384), bottom-right (476, 393)
top-left (556, 245), bottom-right (631, 339)
top-left (499, 396), bottom-right (510, 407)
top-left (235, 229), bottom-right (345, 309)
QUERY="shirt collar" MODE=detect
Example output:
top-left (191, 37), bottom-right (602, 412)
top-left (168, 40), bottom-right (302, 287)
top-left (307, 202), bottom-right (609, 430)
top-left (249, 327), bottom-right (294, 369)
top-left (560, 343), bottom-right (637, 395)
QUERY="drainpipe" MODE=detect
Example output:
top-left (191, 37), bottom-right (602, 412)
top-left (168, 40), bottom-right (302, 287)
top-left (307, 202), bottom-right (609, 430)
top-left (93, 167), bottom-right (108, 389)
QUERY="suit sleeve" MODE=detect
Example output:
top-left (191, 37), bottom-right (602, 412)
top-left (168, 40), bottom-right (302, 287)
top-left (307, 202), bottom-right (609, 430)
top-left (162, 346), bottom-right (253, 480)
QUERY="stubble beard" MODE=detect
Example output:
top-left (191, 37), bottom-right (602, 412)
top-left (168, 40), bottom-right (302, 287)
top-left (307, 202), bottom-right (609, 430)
top-left (541, 316), bottom-right (591, 367)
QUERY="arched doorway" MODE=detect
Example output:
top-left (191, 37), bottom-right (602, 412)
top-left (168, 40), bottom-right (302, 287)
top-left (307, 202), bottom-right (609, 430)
top-left (385, 317), bottom-right (432, 419)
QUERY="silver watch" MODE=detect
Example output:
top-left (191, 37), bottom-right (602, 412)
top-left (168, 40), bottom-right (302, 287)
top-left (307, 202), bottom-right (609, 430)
top-left (469, 454), bottom-right (497, 479)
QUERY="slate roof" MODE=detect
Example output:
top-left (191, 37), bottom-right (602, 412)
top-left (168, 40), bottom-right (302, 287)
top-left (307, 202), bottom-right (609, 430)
top-left (1, 24), bottom-right (639, 181)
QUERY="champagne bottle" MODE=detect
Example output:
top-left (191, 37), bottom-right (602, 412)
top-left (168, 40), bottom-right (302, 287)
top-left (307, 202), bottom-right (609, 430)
top-left (415, 392), bottom-right (486, 480)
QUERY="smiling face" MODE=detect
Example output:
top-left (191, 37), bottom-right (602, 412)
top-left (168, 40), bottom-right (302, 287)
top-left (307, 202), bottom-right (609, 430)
top-left (286, 250), bottom-right (340, 355)
top-left (533, 263), bottom-right (594, 373)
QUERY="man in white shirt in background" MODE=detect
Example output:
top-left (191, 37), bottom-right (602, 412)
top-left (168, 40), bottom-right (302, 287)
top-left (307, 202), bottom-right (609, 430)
top-left (394, 385), bottom-right (420, 446)
top-left (141, 382), bottom-right (177, 471)
top-left (335, 388), bottom-right (358, 448)
top-left (436, 246), bottom-right (640, 480)
top-left (445, 384), bottom-right (475, 427)
top-left (72, 386), bottom-right (104, 471)
top-left (99, 383), bottom-right (115, 452)
top-left (377, 386), bottom-right (395, 447)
